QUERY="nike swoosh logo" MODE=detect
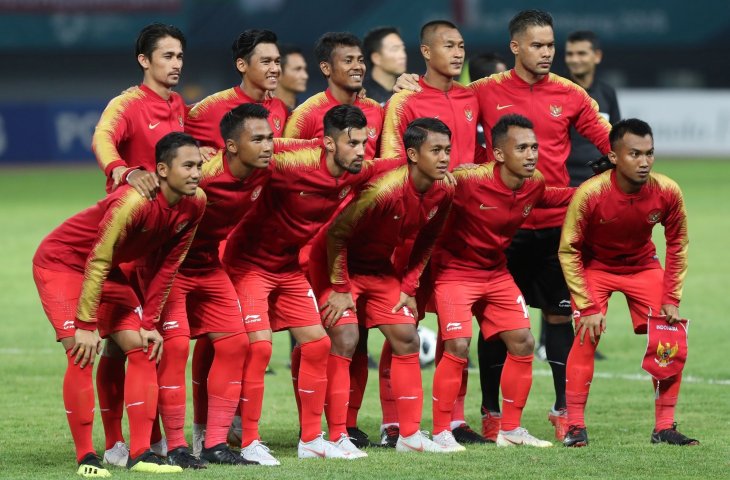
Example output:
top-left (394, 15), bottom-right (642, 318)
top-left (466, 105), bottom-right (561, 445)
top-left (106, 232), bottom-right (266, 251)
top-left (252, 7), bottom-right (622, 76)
top-left (301, 447), bottom-right (326, 457)
top-left (299, 389), bottom-right (315, 394)
top-left (496, 104), bottom-right (513, 110)
top-left (401, 441), bottom-right (424, 452)
top-left (299, 191), bottom-right (314, 196)
top-left (148, 122), bottom-right (160, 129)
top-left (393, 215), bottom-right (400, 220)
top-left (599, 217), bottom-right (617, 224)
top-left (480, 204), bottom-right (497, 210)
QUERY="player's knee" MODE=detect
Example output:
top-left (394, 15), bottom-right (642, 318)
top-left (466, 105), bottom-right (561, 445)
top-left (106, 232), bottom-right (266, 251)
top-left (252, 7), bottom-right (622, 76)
top-left (391, 332), bottom-right (420, 356)
top-left (445, 338), bottom-right (470, 359)
top-left (164, 335), bottom-right (190, 364)
top-left (330, 327), bottom-right (359, 357)
top-left (512, 331), bottom-right (535, 356)
top-left (250, 339), bottom-right (273, 363)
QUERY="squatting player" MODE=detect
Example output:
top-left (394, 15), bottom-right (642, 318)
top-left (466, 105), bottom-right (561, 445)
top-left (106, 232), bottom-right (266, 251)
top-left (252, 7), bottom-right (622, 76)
top-left (559, 119), bottom-right (698, 447)
top-left (32, 132), bottom-right (206, 476)
top-left (311, 118), bottom-right (456, 454)
top-left (430, 114), bottom-right (573, 450)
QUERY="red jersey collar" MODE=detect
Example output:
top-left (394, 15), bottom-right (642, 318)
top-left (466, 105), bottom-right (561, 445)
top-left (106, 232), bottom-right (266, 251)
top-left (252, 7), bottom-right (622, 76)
top-left (325, 88), bottom-right (364, 106)
top-left (506, 69), bottom-right (550, 89)
top-left (418, 76), bottom-right (458, 94)
top-left (492, 162), bottom-right (528, 194)
top-left (139, 84), bottom-right (174, 102)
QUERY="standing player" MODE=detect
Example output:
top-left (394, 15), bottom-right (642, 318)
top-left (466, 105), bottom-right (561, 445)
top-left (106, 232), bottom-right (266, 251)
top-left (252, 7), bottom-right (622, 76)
top-left (33, 132), bottom-right (206, 476)
top-left (311, 118), bottom-right (456, 454)
top-left (274, 44), bottom-right (310, 112)
top-left (284, 32), bottom-right (383, 159)
top-left (185, 29), bottom-right (289, 148)
top-left (222, 105), bottom-right (398, 460)
top-left (431, 114), bottom-right (571, 450)
top-left (362, 26), bottom-right (407, 105)
top-left (91, 22), bottom-right (187, 465)
top-left (559, 119), bottom-right (698, 447)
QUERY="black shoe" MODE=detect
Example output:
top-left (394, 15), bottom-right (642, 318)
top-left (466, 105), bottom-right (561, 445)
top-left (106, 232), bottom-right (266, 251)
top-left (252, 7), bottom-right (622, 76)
top-left (201, 443), bottom-right (259, 465)
top-left (380, 425), bottom-right (399, 448)
top-left (167, 447), bottom-right (207, 469)
top-left (265, 365), bottom-right (276, 376)
top-left (77, 453), bottom-right (111, 477)
top-left (347, 427), bottom-right (377, 448)
top-left (367, 354), bottom-right (378, 369)
top-left (563, 425), bottom-right (589, 447)
top-left (651, 423), bottom-right (699, 446)
top-left (594, 349), bottom-right (607, 360)
top-left (452, 424), bottom-right (489, 444)
top-left (127, 450), bottom-right (183, 473)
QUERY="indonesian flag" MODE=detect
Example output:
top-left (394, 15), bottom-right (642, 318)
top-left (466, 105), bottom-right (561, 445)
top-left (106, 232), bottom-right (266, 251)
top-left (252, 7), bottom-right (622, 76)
top-left (642, 314), bottom-right (689, 380)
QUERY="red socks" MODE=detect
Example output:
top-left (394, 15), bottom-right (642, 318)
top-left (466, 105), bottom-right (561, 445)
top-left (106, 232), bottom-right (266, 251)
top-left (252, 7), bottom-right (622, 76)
top-left (452, 366), bottom-right (468, 424)
top-left (63, 349), bottom-right (96, 462)
top-left (565, 335), bottom-right (597, 429)
top-left (156, 336), bottom-right (189, 451)
top-left (96, 353), bottom-right (126, 450)
top-left (298, 337), bottom-right (331, 442)
top-left (125, 348), bottom-right (159, 459)
top-left (241, 340), bottom-right (272, 447)
top-left (205, 333), bottom-right (248, 448)
top-left (291, 344), bottom-right (302, 425)
top-left (500, 353), bottom-right (533, 431)
top-left (192, 337), bottom-right (214, 426)
top-left (654, 373), bottom-right (682, 431)
top-left (379, 341), bottom-right (398, 426)
top-left (347, 350), bottom-right (368, 428)
top-left (432, 352), bottom-right (467, 434)
top-left (391, 352), bottom-right (423, 437)
top-left (325, 354), bottom-right (352, 440)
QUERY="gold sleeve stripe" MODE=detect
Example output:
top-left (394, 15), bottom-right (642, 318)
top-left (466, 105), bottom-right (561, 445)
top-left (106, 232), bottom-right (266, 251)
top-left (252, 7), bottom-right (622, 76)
top-left (283, 92), bottom-right (329, 138)
top-left (76, 190), bottom-right (147, 322)
top-left (188, 88), bottom-right (238, 120)
top-left (452, 162), bottom-right (496, 182)
top-left (651, 173), bottom-right (689, 301)
top-left (200, 150), bottom-right (225, 183)
top-left (559, 173), bottom-right (612, 310)
top-left (469, 70), bottom-right (511, 90)
top-left (272, 145), bottom-right (322, 171)
top-left (380, 90), bottom-right (415, 158)
top-left (92, 88), bottom-right (146, 169)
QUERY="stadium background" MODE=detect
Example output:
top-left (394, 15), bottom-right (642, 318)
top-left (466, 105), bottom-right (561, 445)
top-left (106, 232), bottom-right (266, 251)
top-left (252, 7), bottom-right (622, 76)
top-left (0, 1), bottom-right (728, 478)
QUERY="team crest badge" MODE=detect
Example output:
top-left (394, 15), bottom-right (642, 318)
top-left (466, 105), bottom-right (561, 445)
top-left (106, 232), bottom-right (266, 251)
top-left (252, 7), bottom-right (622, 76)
top-left (464, 107), bottom-right (473, 122)
top-left (178, 115), bottom-right (184, 127)
top-left (549, 105), bottom-right (563, 118)
top-left (647, 209), bottom-right (662, 224)
top-left (655, 341), bottom-right (679, 368)
top-left (273, 116), bottom-right (281, 131)
top-left (367, 126), bottom-right (378, 139)
top-left (175, 221), bottom-right (189, 233)
top-left (251, 185), bottom-right (262, 201)
top-left (522, 202), bottom-right (533, 217)
top-left (427, 206), bottom-right (439, 220)
top-left (641, 314), bottom-right (689, 380)
top-left (339, 185), bottom-right (352, 199)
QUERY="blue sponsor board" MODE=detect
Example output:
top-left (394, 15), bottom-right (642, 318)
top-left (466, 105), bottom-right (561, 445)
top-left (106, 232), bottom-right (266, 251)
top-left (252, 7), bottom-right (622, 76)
top-left (0, 102), bottom-right (103, 163)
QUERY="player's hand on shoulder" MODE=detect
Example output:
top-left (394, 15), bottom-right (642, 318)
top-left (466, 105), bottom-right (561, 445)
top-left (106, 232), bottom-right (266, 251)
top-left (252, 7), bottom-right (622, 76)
top-left (576, 312), bottom-right (605, 345)
top-left (127, 170), bottom-right (160, 201)
top-left (198, 146), bottom-right (217, 163)
top-left (71, 328), bottom-right (102, 368)
top-left (443, 170), bottom-right (457, 186)
top-left (320, 291), bottom-right (356, 329)
top-left (393, 73), bottom-right (421, 93)
top-left (660, 304), bottom-right (680, 324)
top-left (140, 327), bottom-right (164, 362)
top-left (111, 166), bottom-right (127, 191)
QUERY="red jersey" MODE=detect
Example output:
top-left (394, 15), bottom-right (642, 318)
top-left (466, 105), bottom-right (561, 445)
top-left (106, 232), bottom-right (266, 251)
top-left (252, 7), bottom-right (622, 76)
top-left (317, 165), bottom-right (454, 296)
top-left (181, 138), bottom-right (316, 272)
top-left (432, 162), bottom-right (573, 282)
top-left (380, 78), bottom-right (479, 169)
top-left (185, 86), bottom-right (289, 148)
top-left (283, 88), bottom-right (384, 159)
top-left (222, 143), bottom-right (401, 273)
top-left (469, 70), bottom-right (611, 228)
top-left (92, 84), bottom-right (186, 191)
top-left (33, 186), bottom-right (206, 328)
top-left (559, 170), bottom-right (688, 315)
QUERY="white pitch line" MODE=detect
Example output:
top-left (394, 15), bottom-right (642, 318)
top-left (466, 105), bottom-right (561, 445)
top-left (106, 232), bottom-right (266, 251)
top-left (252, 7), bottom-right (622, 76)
top-left (532, 368), bottom-right (730, 386)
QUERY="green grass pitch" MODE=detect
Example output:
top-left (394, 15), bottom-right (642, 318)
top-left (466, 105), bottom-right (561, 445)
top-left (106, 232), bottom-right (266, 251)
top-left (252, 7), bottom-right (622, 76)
top-left (0, 160), bottom-right (728, 479)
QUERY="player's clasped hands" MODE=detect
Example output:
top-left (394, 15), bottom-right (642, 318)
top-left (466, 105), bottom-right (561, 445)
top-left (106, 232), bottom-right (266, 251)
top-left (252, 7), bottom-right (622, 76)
top-left (71, 328), bottom-right (103, 368)
top-left (576, 312), bottom-right (606, 345)
top-left (140, 327), bottom-right (164, 362)
top-left (320, 291), bottom-right (356, 328)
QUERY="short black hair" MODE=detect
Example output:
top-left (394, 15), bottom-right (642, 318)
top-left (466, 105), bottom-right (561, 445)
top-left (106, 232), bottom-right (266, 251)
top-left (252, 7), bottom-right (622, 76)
top-left (278, 43), bottom-right (303, 71)
top-left (323, 104), bottom-right (368, 138)
top-left (420, 20), bottom-right (458, 45)
top-left (314, 32), bottom-right (362, 64)
top-left (135, 23), bottom-right (185, 69)
top-left (156, 132), bottom-right (198, 167)
top-left (231, 29), bottom-right (278, 72)
top-left (567, 30), bottom-right (601, 51)
top-left (508, 10), bottom-right (553, 39)
top-left (219, 103), bottom-right (271, 143)
top-left (491, 114), bottom-right (534, 148)
top-left (609, 118), bottom-right (653, 149)
top-left (403, 117), bottom-right (452, 151)
top-left (468, 52), bottom-right (506, 80)
top-left (363, 26), bottom-right (400, 65)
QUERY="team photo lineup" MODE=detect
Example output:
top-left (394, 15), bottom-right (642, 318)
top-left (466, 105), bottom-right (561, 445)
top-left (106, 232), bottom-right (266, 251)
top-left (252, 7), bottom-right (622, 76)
top-left (31, 8), bottom-right (701, 477)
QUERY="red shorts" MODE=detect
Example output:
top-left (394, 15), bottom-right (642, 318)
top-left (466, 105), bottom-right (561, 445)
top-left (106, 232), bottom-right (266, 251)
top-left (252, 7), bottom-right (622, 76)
top-left (225, 263), bottom-right (321, 333)
top-left (33, 265), bottom-right (142, 341)
top-left (574, 268), bottom-right (664, 334)
top-left (434, 271), bottom-right (531, 341)
top-left (159, 268), bottom-right (246, 339)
